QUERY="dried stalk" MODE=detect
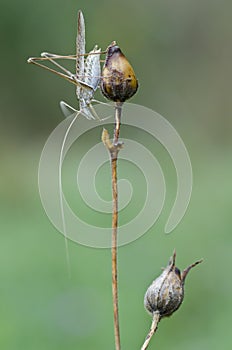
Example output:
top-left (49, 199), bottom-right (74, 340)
top-left (102, 101), bottom-right (123, 350)
top-left (111, 102), bottom-right (122, 350)
top-left (141, 312), bottom-right (160, 350)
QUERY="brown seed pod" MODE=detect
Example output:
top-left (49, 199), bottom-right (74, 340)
top-left (144, 251), bottom-right (203, 318)
top-left (100, 41), bottom-right (138, 102)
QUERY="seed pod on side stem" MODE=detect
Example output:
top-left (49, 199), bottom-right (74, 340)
top-left (141, 251), bottom-right (203, 350)
top-left (144, 250), bottom-right (203, 318)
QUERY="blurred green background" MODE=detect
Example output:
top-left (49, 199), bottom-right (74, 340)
top-left (1, 0), bottom-right (231, 349)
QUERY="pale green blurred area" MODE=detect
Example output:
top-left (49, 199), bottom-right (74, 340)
top-left (0, 0), bottom-right (232, 349)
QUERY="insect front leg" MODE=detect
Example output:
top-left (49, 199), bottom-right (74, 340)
top-left (79, 98), bottom-right (96, 120)
top-left (60, 101), bottom-right (78, 118)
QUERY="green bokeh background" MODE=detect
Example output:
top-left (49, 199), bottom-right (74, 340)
top-left (1, 0), bottom-right (231, 349)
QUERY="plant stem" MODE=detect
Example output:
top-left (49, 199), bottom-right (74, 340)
top-left (101, 102), bottom-right (123, 350)
top-left (141, 312), bottom-right (160, 350)
top-left (111, 101), bottom-right (123, 350)
top-left (113, 102), bottom-right (122, 144)
top-left (111, 158), bottom-right (120, 350)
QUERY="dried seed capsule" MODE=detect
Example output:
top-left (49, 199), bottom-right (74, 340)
top-left (144, 251), bottom-right (202, 318)
top-left (100, 41), bottom-right (138, 102)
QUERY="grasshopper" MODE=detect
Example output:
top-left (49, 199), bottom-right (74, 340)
top-left (28, 10), bottom-right (113, 275)
top-left (28, 10), bottom-right (106, 120)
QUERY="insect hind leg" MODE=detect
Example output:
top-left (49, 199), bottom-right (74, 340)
top-left (41, 52), bottom-right (75, 80)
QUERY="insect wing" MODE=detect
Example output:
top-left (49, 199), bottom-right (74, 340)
top-left (76, 10), bottom-right (86, 97)
top-left (84, 46), bottom-right (101, 91)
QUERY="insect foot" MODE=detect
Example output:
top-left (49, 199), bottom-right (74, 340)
top-left (144, 250), bottom-right (203, 318)
top-left (100, 41), bottom-right (138, 103)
